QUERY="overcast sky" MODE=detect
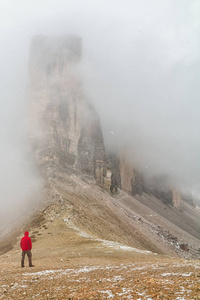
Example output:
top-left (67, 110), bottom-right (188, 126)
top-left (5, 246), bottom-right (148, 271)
top-left (0, 0), bottom-right (200, 221)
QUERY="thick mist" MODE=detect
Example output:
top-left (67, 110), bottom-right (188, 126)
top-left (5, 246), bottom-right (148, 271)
top-left (0, 63), bottom-right (41, 235)
top-left (81, 0), bottom-right (200, 200)
top-left (0, 0), bottom-right (200, 233)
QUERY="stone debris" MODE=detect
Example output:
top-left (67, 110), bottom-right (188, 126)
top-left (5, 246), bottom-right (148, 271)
top-left (180, 244), bottom-right (189, 251)
top-left (1, 258), bottom-right (200, 299)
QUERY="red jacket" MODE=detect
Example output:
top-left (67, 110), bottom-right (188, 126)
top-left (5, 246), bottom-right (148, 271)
top-left (20, 231), bottom-right (32, 251)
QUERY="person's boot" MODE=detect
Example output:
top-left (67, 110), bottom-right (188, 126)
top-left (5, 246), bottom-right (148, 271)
top-left (29, 265), bottom-right (34, 267)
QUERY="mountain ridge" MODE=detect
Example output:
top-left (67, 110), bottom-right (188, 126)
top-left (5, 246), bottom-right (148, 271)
top-left (1, 35), bottom-right (200, 261)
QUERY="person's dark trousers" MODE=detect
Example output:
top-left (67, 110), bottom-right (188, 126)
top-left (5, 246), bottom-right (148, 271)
top-left (21, 250), bottom-right (32, 267)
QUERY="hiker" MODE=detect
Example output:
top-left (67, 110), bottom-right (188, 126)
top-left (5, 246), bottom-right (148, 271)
top-left (20, 231), bottom-right (34, 267)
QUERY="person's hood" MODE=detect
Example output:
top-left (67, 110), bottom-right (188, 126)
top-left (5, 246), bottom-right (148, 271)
top-left (24, 231), bottom-right (29, 237)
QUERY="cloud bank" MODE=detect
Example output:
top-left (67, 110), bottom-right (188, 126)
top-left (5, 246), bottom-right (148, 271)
top-left (0, 0), bottom-right (200, 230)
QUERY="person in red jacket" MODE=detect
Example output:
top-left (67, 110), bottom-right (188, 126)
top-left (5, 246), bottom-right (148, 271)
top-left (20, 231), bottom-right (34, 267)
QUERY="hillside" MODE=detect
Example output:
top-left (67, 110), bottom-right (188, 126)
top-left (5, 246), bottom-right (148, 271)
top-left (1, 35), bottom-right (200, 299)
top-left (1, 174), bottom-right (200, 299)
top-left (1, 165), bottom-right (200, 258)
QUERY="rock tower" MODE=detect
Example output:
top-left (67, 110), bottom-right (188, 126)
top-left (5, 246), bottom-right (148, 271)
top-left (29, 35), bottom-right (106, 183)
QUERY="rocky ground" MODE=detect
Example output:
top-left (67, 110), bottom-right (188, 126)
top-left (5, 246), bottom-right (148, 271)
top-left (1, 253), bottom-right (200, 299)
top-left (1, 174), bottom-right (200, 299)
top-left (1, 211), bottom-right (200, 299)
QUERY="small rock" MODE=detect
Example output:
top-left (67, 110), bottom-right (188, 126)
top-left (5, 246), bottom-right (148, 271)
top-left (32, 276), bottom-right (39, 281)
top-left (180, 244), bottom-right (189, 251)
top-left (148, 278), bottom-right (155, 284)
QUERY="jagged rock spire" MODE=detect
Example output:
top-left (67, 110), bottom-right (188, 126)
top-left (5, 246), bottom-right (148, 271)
top-left (29, 35), bottom-right (106, 183)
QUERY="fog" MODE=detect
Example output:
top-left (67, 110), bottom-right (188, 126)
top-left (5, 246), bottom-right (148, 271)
top-left (0, 0), bottom-right (200, 231)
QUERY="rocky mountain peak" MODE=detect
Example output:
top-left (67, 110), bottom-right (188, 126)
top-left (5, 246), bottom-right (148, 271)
top-left (29, 35), bottom-right (106, 183)
top-left (1, 36), bottom-right (200, 269)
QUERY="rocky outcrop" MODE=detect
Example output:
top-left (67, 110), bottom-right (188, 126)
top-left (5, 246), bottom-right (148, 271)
top-left (107, 153), bottom-right (143, 196)
top-left (29, 35), bottom-right (106, 182)
top-left (172, 190), bottom-right (182, 208)
top-left (118, 159), bottom-right (143, 196)
top-left (107, 153), bottom-right (185, 208)
top-left (106, 152), bottom-right (145, 196)
top-left (106, 154), bottom-right (121, 193)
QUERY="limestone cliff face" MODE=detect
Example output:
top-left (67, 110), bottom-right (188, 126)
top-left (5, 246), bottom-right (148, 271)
top-left (172, 190), bottom-right (182, 208)
top-left (118, 157), bottom-right (143, 196)
top-left (29, 35), bottom-right (106, 182)
top-left (107, 152), bottom-right (143, 196)
top-left (107, 152), bottom-right (184, 208)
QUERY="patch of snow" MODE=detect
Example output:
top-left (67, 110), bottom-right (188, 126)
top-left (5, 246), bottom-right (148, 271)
top-left (100, 240), bottom-right (153, 254)
top-left (161, 273), bottom-right (175, 276)
top-left (78, 231), bottom-right (94, 239)
top-left (113, 275), bottom-right (123, 282)
top-left (100, 290), bottom-right (114, 298)
top-left (76, 266), bottom-right (99, 273)
top-left (117, 287), bottom-right (133, 296)
top-left (63, 217), bottom-right (154, 254)
top-left (131, 266), bottom-right (146, 271)
top-left (161, 272), bottom-right (193, 277)
top-left (11, 283), bottom-right (18, 289)
top-left (23, 269), bottom-right (63, 276)
top-left (137, 292), bottom-right (146, 296)
top-left (63, 220), bottom-right (94, 239)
